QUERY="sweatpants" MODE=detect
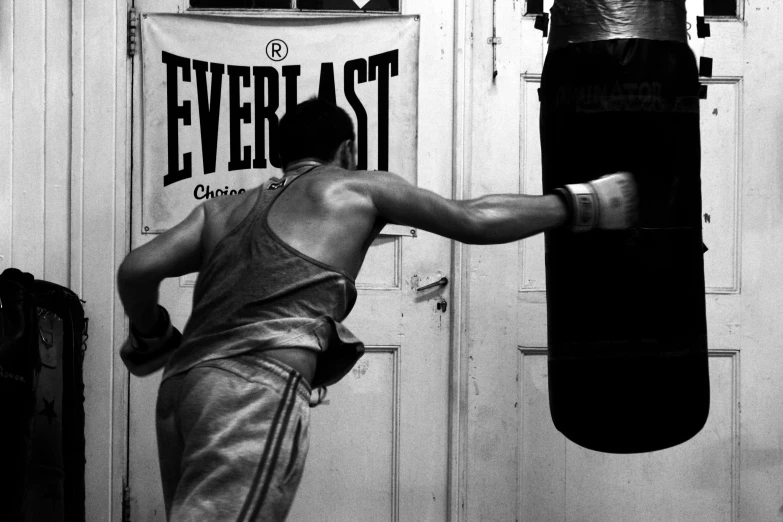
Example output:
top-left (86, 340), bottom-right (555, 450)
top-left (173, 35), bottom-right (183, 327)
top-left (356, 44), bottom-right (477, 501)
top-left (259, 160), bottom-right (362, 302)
top-left (156, 352), bottom-right (312, 521)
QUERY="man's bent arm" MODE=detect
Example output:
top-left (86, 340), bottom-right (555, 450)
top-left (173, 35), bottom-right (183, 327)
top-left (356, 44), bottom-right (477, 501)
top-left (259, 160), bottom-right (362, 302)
top-left (364, 171), bottom-right (568, 244)
top-left (117, 205), bottom-right (206, 334)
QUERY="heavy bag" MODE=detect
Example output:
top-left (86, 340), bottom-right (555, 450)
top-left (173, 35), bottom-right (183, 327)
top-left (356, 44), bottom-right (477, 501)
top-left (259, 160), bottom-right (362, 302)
top-left (540, 39), bottom-right (709, 453)
top-left (0, 269), bottom-right (40, 520)
top-left (26, 279), bottom-right (87, 522)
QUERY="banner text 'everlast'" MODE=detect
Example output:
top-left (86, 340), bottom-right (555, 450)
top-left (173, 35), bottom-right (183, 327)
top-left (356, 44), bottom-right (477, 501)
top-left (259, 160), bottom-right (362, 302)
top-left (161, 50), bottom-right (400, 187)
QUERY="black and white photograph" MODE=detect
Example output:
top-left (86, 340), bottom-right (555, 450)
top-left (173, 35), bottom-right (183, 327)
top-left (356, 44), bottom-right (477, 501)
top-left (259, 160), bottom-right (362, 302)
top-left (0, 0), bottom-right (779, 520)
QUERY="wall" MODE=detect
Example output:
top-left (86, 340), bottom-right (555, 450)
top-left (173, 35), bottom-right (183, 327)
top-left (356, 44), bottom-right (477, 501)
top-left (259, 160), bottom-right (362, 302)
top-left (0, 0), bottom-right (72, 283)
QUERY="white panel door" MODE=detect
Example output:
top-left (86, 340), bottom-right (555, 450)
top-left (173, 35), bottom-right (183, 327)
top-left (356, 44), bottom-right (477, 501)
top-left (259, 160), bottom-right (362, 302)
top-left (125, 2), bottom-right (455, 521)
top-left (465, 0), bottom-right (783, 520)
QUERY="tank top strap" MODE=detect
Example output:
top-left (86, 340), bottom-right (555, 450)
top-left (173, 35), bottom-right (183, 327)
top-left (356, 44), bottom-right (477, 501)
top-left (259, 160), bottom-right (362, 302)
top-left (257, 164), bottom-right (322, 221)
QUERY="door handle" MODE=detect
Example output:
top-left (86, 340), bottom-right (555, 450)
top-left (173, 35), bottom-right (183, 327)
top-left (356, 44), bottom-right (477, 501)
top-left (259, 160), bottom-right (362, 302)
top-left (416, 277), bottom-right (449, 292)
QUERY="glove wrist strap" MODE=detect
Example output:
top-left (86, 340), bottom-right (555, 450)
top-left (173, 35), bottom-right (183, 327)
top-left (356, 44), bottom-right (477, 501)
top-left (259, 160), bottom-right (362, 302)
top-left (556, 184), bottom-right (599, 232)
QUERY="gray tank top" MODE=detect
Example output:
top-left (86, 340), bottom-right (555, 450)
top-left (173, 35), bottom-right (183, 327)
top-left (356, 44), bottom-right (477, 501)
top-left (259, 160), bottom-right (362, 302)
top-left (162, 166), bottom-right (364, 388)
top-left (548, 0), bottom-right (688, 49)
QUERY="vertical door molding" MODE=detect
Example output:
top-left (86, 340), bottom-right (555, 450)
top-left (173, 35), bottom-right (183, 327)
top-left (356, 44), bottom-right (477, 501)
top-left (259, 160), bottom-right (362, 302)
top-left (71, 0), bottom-right (132, 519)
top-left (450, 0), bottom-right (474, 520)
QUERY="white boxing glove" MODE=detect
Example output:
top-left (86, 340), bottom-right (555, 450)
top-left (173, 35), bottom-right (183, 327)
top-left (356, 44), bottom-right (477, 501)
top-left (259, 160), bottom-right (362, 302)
top-left (555, 172), bottom-right (638, 232)
top-left (120, 305), bottom-right (181, 377)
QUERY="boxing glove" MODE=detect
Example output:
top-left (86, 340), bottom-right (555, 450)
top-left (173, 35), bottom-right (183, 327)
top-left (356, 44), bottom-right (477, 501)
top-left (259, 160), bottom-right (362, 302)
top-left (120, 305), bottom-right (181, 376)
top-left (555, 172), bottom-right (638, 232)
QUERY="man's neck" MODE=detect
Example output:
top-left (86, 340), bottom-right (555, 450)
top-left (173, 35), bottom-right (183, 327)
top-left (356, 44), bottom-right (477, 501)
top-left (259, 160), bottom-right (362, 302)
top-left (283, 158), bottom-right (326, 174)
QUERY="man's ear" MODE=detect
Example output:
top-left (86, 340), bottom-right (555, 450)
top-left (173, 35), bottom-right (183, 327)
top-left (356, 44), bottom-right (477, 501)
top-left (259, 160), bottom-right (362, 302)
top-left (337, 139), bottom-right (357, 170)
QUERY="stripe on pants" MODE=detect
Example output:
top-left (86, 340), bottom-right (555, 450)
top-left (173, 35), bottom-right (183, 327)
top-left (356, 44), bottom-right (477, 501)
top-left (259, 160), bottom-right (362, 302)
top-left (236, 372), bottom-right (301, 521)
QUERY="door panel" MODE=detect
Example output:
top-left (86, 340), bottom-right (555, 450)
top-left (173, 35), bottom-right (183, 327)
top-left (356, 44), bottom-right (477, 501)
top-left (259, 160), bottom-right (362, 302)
top-left (465, 0), bottom-right (771, 520)
top-left (126, 2), bottom-right (454, 521)
top-left (516, 350), bottom-right (737, 522)
top-left (288, 346), bottom-right (401, 521)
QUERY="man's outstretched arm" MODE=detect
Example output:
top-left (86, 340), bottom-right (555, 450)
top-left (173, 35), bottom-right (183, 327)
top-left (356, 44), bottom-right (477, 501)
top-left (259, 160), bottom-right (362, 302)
top-left (117, 204), bottom-right (206, 334)
top-left (363, 171), bottom-right (637, 244)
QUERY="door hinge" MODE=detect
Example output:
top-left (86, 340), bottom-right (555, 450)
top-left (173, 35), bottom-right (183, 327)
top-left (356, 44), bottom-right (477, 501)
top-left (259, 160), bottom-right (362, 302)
top-left (128, 8), bottom-right (139, 58)
top-left (122, 480), bottom-right (131, 522)
top-left (490, 0), bottom-right (499, 80)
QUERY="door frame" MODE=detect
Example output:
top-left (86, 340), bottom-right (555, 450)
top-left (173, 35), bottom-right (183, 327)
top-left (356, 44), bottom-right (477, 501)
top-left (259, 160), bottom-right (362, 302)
top-left (450, 0), bottom-right (472, 520)
top-left (70, 0), bottom-right (134, 520)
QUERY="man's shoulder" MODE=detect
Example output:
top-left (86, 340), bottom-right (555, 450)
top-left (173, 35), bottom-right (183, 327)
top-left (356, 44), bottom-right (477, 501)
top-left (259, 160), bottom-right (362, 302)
top-left (345, 170), bottom-right (409, 197)
top-left (288, 168), bottom-right (403, 208)
top-left (317, 168), bottom-right (398, 189)
top-left (300, 167), bottom-right (363, 192)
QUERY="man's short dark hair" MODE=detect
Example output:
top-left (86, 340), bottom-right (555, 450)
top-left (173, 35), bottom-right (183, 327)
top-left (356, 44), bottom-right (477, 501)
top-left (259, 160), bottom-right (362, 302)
top-left (278, 98), bottom-right (355, 168)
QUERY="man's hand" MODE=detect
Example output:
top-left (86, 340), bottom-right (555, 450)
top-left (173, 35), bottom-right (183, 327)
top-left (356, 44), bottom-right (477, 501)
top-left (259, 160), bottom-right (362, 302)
top-left (120, 305), bottom-right (181, 376)
top-left (555, 172), bottom-right (639, 232)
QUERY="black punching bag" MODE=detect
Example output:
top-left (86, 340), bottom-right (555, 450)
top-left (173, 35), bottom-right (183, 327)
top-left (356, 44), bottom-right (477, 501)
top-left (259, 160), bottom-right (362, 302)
top-left (540, 39), bottom-right (709, 453)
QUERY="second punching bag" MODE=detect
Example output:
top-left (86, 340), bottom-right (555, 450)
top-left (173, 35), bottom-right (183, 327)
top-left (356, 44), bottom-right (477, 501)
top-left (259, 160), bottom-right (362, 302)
top-left (540, 3), bottom-right (709, 453)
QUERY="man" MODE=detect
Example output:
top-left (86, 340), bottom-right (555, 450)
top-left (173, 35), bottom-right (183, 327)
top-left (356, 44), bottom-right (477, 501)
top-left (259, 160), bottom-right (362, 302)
top-left (117, 98), bottom-right (637, 521)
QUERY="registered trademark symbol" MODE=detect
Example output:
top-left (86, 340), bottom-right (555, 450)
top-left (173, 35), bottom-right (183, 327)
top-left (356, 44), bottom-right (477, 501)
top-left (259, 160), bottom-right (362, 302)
top-left (266, 39), bottom-right (288, 62)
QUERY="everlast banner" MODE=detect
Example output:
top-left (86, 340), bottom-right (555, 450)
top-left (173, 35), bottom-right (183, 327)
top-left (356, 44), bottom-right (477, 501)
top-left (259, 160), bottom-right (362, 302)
top-left (141, 14), bottom-right (420, 232)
